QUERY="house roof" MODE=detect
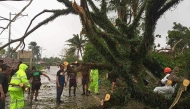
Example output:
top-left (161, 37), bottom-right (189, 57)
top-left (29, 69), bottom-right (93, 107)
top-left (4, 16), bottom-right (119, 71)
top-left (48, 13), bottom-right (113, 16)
top-left (0, 58), bottom-right (21, 69)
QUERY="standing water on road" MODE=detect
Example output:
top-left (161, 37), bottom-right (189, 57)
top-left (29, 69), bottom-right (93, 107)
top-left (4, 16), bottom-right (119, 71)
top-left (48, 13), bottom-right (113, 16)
top-left (5, 66), bottom-right (106, 109)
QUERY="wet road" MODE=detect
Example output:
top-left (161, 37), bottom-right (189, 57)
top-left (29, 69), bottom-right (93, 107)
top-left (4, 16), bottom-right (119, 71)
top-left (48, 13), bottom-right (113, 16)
top-left (5, 66), bottom-right (107, 109)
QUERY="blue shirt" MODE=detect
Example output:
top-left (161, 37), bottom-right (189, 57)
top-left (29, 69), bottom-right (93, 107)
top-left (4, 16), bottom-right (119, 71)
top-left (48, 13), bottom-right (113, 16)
top-left (56, 70), bottom-right (65, 85)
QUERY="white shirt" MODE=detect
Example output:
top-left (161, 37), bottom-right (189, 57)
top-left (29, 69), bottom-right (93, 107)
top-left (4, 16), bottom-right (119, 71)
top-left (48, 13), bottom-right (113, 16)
top-left (161, 74), bottom-right (170, 85)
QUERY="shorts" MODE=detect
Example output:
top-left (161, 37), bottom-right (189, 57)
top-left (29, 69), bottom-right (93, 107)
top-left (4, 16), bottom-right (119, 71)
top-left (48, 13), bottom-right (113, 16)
top-left (69, 79), bottom-right (77, 87)
top-left (109, 78), bottom-right (116, 84)
top-left (82, 78), bottom-right (89, 85)
top-left (32, 81), bottom-right (41, 91)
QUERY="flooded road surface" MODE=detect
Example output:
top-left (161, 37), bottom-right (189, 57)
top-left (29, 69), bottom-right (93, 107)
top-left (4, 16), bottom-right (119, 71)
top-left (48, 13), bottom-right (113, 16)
top-left (5, 66), bottom-right (108, 109)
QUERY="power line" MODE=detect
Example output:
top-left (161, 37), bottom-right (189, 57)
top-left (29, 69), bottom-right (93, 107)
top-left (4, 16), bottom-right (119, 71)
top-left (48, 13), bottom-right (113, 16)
top-left (20, 17), bottom-right (51, 56)
top-left (7, 12), bottom-right (27, 57)
top-left (25, 16), bottom-right (53, 57)
top-left (0, 2), bottom-right (20, 13)
top-left (26, 16), bottom-right (45, 46)
top-left (23, 17), bottom-right (44, 47)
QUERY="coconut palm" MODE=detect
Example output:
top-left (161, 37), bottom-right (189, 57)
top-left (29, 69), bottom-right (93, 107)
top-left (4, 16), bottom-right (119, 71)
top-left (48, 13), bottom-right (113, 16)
top-left (28, 41), bottom-right (37, 54)
top-left (28, 41), bottom-right (41, 64)
top-left (66, 34), bottom-right (88, 58)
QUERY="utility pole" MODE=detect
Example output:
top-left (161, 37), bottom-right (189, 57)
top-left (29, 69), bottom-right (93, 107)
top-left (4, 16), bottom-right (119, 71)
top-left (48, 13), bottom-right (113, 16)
top-left (7, 12), bottom-right (11, 58)
top-left (7, 12), bottom-right (28, 58)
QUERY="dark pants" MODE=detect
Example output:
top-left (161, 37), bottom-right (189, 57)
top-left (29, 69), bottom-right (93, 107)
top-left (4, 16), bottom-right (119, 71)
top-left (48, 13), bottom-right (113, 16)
top-left (69, 79), bottom-right (77, 87)
top-left (0, 99), bottom-right (5, 109)
top-left (56, 84), bottom-right (64, 103)
top-left (69, 79), bottom-right (76, 95)
top-left (32, 81), bottom-right (41, 91)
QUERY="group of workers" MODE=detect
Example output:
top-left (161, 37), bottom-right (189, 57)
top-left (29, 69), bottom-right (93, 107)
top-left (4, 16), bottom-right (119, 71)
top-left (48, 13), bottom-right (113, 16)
top-left (56, 63), bottom-right (100, 105)
top-left (0, 57), bottom-right (178, 109)
top-left (0, 59), bottom-right (51, 109)
top-left (0, 60), bottom-right (100, 108)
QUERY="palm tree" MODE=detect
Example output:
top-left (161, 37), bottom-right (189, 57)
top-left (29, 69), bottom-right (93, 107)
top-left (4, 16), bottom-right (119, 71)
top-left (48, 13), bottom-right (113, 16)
top-left (34, 46), bottom-right (41, 59)
top-left (28, 41), bottom-right (40, 64)
top-left (66, 34), bottom-right (88, 58)
top-left (28, 41), bottom-right (37, 54)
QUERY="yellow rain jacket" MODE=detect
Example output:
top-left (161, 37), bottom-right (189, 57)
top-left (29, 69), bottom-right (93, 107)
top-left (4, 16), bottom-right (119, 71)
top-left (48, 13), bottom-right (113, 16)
top-left (8, 63), bottom-right (30, 91)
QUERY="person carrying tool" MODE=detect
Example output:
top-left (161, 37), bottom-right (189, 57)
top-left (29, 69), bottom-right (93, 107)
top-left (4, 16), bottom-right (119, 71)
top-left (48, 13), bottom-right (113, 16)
top-left (0, 64), bottom-right (12, 109)
top-left (29, 66), bottom-right (51, 105)
top-left (8, 63), bottom-right (31, 109)
top-left (153, 67), bottom-right (176, 98)
top-left (88, 69), bottom-right (99, 95)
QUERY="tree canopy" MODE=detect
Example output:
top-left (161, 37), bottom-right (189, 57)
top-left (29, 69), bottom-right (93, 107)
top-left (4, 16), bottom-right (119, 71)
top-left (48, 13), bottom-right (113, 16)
top-left (0, 0), bottom-right (189, 108)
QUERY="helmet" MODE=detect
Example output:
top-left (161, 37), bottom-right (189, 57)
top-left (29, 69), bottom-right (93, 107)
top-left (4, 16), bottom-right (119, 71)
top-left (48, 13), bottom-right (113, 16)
top-left (164, 67), bottom-right (172, 74)
top-left (63, 61), bottom-right (69, 66)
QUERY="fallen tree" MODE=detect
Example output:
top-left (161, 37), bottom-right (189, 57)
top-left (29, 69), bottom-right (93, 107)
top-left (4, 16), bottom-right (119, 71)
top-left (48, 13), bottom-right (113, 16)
top-left (1, 0), bottom-right (188, 108)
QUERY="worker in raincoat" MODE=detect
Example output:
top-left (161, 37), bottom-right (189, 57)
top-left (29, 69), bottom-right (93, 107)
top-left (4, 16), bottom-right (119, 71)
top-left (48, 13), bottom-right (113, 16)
top-left (8, 63), bottom-right (30, 109)
top-left (153, 67), bottom-right (176, 98)
top-left (88, 69), bottom-right (99, 95)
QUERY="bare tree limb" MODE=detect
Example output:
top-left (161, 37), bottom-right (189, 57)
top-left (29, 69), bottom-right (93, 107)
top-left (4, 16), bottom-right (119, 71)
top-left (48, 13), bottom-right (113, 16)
top-left (0, 0), bottom-right (33, 35)
top-left (24, 10), bottom-right (58, 34)
top-left (0, 16), bottom-right (10, 21)
top-left (12, 41), bottom-right (22, 52)
top-left (0, 27), bottom-right (6, 29)
top-left (171, 39), bottom-right (182, 52)
top-left (179, 45), bottom-right (185, 55)
top-left (0, 8), bottom-right (70, 50)
top-left (157, 0), bottom-right (181, 19)
top-left (157, 39), bottom-right (183, 54)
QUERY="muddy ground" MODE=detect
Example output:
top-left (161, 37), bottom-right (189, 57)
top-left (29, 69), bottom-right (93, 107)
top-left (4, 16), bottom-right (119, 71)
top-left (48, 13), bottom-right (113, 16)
top-left (5, 66), bottom-right (108, 109)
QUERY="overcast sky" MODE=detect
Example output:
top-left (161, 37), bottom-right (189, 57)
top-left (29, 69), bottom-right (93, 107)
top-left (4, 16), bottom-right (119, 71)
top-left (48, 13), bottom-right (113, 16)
top-left (0, 0), bottom-right (190, 58)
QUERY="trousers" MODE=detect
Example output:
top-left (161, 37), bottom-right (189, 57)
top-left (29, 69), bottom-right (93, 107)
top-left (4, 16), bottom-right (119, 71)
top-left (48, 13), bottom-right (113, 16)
top-left (88, 80), bottom-right (99, 93)
top-left (56, 84), bottom-right (64, 103)
top-left (9, 91), bottom-right (24, 109)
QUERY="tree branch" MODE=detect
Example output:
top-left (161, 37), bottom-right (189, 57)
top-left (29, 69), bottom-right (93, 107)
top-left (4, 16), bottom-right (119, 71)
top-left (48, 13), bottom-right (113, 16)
top-left (157, 0), bottom-right (181, 19)
top-left (72, 0), bottom-right (119, 66)
top-left (24, 9), bottom-right (59, 34)
top-left (179, 46), bottom-right (185, 55)
top-left (0, 0), bottom-right (33, 35)
top-left (171, 39), bottom-right (182, 52)
top-left (87, 0), bottom-right (100, 13)
top-left (129, 1), bottom-right (146, 31)
top-left (57, 0), bottom-right (72, 8)
top-left (0, 9), bottom-right (72, 50)
top-left (98, 31), bottom-right (121, 58)
top-left (71, 62), bottom-right (112, 71)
